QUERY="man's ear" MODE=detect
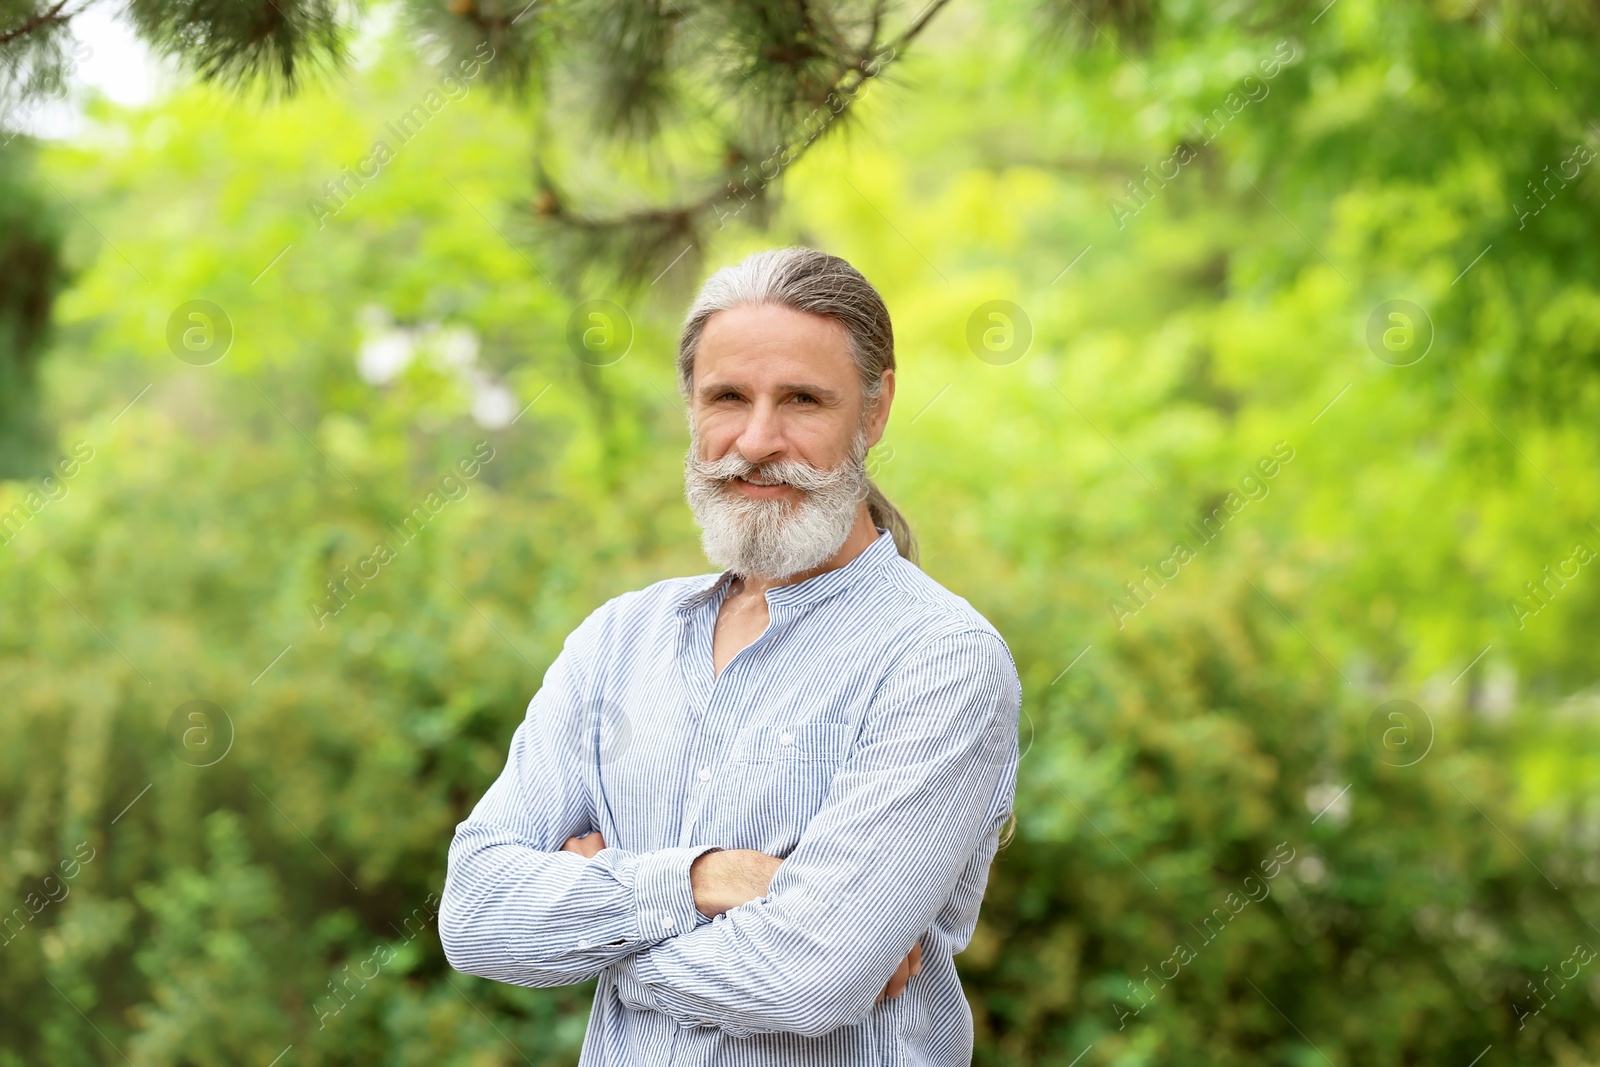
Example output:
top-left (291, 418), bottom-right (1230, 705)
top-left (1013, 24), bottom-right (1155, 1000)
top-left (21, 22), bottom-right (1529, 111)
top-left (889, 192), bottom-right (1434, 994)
top-left (867, 369), bottom-right (896, 447)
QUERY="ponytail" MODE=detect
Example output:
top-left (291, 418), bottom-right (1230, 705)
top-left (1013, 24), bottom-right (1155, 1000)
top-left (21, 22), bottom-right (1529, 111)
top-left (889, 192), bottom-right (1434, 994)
top-left (865, 479), bottom-right (918, 564)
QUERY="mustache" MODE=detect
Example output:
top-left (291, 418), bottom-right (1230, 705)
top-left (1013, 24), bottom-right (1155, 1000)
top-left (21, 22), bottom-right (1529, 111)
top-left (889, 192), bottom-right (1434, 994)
top-left (687, 446), bottom-right (862, 494)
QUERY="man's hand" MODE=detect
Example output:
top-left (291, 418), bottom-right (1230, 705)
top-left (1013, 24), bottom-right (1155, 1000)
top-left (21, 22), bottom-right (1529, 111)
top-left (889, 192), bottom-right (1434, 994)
top-left (689, 848), bottom-right (784, 917)
top-left (561, 833), bottom-right (783, 915)
top-left (563, 835), bottom-right (781, 915)
top-left (689, 851), bottom-right (922, 1001)
top-left (876, 939), bottom-right (922, 1002)
top-left (568, 832), bottom-right (924, 1004)
top-left (562, 831), bottom-right (607, 858)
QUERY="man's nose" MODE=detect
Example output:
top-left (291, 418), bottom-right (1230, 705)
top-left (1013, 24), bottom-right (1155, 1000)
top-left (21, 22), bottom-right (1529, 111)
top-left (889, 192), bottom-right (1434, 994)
top-left (734, 402), bottom-right (786, 464)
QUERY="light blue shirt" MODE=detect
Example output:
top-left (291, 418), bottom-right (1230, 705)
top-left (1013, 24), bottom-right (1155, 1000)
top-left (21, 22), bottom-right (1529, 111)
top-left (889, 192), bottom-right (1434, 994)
top-left (440, 528), bottom-right (1023, 1065)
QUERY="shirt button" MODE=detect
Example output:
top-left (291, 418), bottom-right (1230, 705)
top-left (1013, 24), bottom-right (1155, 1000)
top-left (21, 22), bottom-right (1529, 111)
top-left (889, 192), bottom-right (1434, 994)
top-left (578, 939), bottom-right (589, 948)
top-left (779, 732), bottom-right (793, 745)
top-left (697, 768), bottom-right (711, 781)
top-left (661, 916), bottom-right (675, 929)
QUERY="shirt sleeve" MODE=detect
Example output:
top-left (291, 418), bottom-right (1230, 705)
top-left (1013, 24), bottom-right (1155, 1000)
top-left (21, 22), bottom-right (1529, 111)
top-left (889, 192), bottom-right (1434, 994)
top-left (607, 628), bottom-right (1022, 1037)
top-left (439, 603), bottom-right (724, 988)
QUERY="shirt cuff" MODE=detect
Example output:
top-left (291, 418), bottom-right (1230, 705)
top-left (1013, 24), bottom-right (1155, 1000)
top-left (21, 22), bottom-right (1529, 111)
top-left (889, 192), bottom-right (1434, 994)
top-left (631, 844), bottom-right (723, 941)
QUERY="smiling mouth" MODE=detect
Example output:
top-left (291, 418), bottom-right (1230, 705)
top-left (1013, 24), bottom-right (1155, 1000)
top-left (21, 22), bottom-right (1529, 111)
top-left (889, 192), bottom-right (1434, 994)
top-left (728, 474), bottom-right (799, 496)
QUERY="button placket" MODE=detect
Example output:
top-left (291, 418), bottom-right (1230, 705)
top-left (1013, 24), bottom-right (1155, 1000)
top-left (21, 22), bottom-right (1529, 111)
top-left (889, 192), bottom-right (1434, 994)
top-left (676, 609), bottom-right (714, 847)
top-left (679, 586), bottom-right (775, 847)
top-left (681, 730), bottom-right (717, 842)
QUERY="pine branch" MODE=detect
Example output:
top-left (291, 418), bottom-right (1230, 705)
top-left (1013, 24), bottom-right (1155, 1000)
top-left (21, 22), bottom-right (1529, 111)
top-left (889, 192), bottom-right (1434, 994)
top-left (126, 0), bottom-right (350, 95)
top-left (0, 0), bottom-right (76, 47)
top-left (527, 0), bottom-right (949, 291)
top-left (1032, 0), bottom-right (1160, 50)
top-left (406, 0), bottom-right (548, 99)
top-left (861, 0), bottom-right (885, 56)
top-left (886, 0), bottom-right (950, 53)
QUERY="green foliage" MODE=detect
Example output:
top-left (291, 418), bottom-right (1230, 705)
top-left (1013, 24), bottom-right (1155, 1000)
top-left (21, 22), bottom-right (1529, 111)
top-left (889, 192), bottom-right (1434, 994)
top-left (0, 141), bottom-right (68, 477)
top-left (124, 0), bottom-right (352, 94)
top-left (1, 1), bottom-right (1599, 1065)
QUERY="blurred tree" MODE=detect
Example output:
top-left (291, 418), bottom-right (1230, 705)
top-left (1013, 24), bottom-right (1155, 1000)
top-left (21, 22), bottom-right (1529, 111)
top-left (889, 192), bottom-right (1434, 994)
top-left (0, 0), bottom-right (977, 281)
top-left (0, 142), bottom-right (67, 477)
top-left (4, 0), bottom-right (1600, 1064)
top-left (0, 0), bottom-right (981, 458)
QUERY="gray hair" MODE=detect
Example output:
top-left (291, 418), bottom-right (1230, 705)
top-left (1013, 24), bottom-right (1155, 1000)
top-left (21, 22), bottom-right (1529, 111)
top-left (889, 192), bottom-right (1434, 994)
top-left (675, 247), bottom-right (917, 564)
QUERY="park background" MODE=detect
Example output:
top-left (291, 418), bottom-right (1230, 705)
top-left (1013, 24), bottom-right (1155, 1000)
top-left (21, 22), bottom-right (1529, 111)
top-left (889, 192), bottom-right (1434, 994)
top-left (2, 0), bottom-right (1600, 1063)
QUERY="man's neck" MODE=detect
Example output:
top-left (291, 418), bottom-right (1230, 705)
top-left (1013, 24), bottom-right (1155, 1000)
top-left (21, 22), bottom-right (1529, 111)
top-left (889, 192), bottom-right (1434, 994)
top-left (729, 503), bottom-right (879, 602)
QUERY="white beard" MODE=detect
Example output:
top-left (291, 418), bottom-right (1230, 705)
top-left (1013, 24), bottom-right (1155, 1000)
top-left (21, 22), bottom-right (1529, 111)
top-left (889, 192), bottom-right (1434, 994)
top-left (684, 426), bottom-right (869, 581)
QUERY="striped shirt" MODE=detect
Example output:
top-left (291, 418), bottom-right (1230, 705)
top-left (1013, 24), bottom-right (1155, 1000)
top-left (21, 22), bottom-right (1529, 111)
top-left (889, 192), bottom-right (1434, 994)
top-left (440, 528), bottom-right (1022, 1065)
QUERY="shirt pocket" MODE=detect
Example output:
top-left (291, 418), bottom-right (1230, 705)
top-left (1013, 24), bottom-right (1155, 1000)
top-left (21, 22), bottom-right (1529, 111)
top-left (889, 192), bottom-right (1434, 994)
top-left (697, 721), bottom-right (855, 853)
top-left (733, 721), bottom-right (855, 764)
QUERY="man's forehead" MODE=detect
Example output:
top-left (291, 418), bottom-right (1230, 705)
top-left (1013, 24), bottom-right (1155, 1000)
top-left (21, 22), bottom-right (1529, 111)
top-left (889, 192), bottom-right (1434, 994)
top-left (693, 305), bottom-right (855, 384)
top-left (700, 302), bottom-right (847, 340)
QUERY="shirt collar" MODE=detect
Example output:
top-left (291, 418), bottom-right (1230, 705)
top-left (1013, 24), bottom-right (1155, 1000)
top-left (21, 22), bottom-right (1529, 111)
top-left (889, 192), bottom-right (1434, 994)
top-left (673, 527), bottom-right (899, 616)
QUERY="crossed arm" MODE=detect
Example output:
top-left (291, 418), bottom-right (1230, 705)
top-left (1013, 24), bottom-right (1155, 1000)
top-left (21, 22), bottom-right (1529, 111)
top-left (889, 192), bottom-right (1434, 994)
top-left (440, 624), bottom-right (1019, 1038)
top-left (559, 830), bottom-right (925, 1003)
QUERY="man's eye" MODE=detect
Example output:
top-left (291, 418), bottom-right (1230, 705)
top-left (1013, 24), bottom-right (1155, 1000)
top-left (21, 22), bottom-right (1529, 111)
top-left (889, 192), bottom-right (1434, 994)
top-left (793, 394), bottom-right (817, 404)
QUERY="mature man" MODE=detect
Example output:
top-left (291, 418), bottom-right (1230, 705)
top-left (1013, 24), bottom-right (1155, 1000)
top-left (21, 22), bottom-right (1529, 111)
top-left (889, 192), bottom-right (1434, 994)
top-left (440, 247), bottom-right (1023, 1065)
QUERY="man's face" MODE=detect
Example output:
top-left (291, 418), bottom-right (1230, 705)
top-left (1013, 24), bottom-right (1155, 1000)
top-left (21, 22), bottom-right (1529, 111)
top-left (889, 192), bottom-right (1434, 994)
top-left (683, 303), bottom-right (895, 579)
top-left (689, 303), bottom-right (886, 493)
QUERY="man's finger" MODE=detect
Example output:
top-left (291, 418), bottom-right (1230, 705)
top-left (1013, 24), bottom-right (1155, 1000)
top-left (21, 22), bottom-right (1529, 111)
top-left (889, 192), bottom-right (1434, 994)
top-left (878, 960), bottom-right (904, 1002)
top-left (891, 957), bottom-right (913, 999)
top-left (561, 831), bottom-right (606, 857)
